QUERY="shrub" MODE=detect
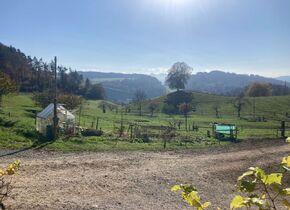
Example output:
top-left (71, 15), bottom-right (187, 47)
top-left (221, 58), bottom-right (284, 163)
top-left (0, 160), bottom-right (20, 210)
top-left (163, 90), bottom-right (193, 114)
top-left (32, 91), bottom-right (82, 110)
top-left (15, 128), bottom-right (38, 139)
top-left (0, 117), bottom-right (17, 128)
top-left (81, 129), bottom-right (103, 137)
top-left (172, 154), bottom-right (290, 209)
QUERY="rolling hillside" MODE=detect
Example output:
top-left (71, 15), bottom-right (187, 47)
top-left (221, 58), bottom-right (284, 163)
top-left (150, 91), bottom-right (290, 120)
top-left (277, 75), bottom-right (290, 83)
top-left (185, 71), bottom-right (290, 95)
top-left (79, 71), bottom-right (166, 102)
top-left (1, 93), bottom-right (290, 149)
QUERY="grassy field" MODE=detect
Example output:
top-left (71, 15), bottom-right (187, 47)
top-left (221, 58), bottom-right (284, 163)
top-left (152, 92), bottom-right (290, 119)
top-left (0, 93), bottom-right (289, 151)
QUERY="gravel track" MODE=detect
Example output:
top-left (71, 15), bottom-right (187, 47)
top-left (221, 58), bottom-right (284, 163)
top-left (1, 138), bottom-right (289, 209)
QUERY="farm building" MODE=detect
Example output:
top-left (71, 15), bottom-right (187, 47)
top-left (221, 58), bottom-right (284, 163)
top-left (36, 103), bottom-right (75, 137)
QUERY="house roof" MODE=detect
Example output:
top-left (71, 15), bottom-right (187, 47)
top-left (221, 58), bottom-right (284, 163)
top-left (37, 103), bottom-right (75, 120)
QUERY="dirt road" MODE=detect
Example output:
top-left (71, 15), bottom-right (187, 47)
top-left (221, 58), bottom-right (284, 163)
top-left (1, 139), bottom-right (289, 209)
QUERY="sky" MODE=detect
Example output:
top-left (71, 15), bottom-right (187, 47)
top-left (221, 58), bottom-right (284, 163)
top-left (0, 0), bottom-right (290, 77)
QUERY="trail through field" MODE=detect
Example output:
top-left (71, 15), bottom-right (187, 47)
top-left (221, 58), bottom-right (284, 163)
top-left (1, 139), bottom-right (289, 210)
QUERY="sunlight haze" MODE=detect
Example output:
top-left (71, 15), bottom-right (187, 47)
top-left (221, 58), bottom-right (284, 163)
top-left (0, 0), bottom-right (289, 77)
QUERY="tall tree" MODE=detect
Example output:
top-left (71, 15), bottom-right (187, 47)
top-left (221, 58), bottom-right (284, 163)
top-left (245, 82), bottom-right (272, 97)
top-left (83, 78), bottom-right (91, 95)
top-left (0, 72), bottom-right (17, 107)
top-left (85, 84), bottom-right (106, 100)
top-left (166, 62), bottom-right (192, 91)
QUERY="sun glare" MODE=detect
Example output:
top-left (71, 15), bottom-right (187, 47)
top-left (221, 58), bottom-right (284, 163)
top-left (159, 0), bottom-right (189, 6)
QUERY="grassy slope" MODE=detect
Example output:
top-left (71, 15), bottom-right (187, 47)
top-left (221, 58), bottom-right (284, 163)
top-left (0, 93), bottom-right (289, 151)
top-left (80, 92), bottom-right (290, 138)
top-left (151, 91), bottom-right (290, 119)
top-left (0, 94), bottom-right (41, 148)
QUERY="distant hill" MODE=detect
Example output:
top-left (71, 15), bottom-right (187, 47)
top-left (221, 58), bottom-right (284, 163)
top-left (185, 70), bottom-right (290, 95)
top-left (276, 76), bottom-right (290, 83)
top-left (150, 73), bottom-right (167, 84)
top-left (79, 71), bottom-right (166, 102)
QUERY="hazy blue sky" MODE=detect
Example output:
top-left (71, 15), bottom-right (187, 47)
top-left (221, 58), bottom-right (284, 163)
top-left (1, 0), bottom-right (289, 77)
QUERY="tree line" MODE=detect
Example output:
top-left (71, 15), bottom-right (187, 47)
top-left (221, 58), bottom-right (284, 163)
top-left (0, 43), bottom-right (105, 108)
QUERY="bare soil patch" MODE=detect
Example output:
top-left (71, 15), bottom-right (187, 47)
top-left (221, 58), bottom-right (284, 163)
top-left (1, 138), bottom-right (289, 210)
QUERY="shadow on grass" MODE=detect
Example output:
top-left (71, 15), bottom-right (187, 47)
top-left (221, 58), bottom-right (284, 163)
top-left (0, 138), bottom-right (55, 157)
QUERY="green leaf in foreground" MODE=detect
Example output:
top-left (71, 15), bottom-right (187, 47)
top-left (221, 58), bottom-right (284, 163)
top-left (230, 195), bottom-right (246, 209)
top-left (262, 173), bottom-right (283, 185)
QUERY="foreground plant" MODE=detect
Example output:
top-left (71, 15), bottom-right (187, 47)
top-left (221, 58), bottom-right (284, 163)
top-left (171, 184), bottom-right (211, 210)
top-left (0, 160), bottom-right (20, 210)
top-left (172, 155), bottom-right (290, 209)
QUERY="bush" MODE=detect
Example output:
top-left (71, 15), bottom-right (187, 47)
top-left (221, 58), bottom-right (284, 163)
top-left (141, 133), bottom-right (150, 143)
top-left (0, 117), bottom-right (17, 127)
top-left (163, 90), bottom-right (193, 114)
top-left (32, 91), bottom-right (82, 110)
top-left (162, 104), bottom-right (176, 115)
top-left (172, 153), bottom-right (290, 209)
top-left (15, 128), bottom-right (38, 139)
top-left (0, 160), bottom-right (20, 210)
top-left (81, 129), bottom-right (103, 137)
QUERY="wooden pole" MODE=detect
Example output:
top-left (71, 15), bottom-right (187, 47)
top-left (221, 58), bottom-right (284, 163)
top-left (130, 125), bottom-right (133, 139)
top-left (253, 96), bottom-right (256, 119)
top-left (78, 102), bottom-right (82, 126)
top-left (53, 56), bottom-right (59, 140)
top-left (96, 117), bottom-right (99, 130)
top-left (281, 121), bottom-right (285, 138)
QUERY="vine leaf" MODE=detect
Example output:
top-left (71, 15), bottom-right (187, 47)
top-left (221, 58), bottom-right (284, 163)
top-left (282, 156), bottom-right (290, 171)
top-left (239, 180), bottom-right (256, 192)
top-left (171, 185), bottom-right (181, 192)
top-left (262, 173), bottom-right (283, 185)
top-left (283, 199), bottom-right (290, 208)
top-left (230, 195), bottom-right (246, 209)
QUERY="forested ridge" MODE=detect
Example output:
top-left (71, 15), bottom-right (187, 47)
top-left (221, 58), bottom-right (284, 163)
top-left (0, 42), bottom-right (105, 100)
top-left (186, 70), bottom-right (290, 96)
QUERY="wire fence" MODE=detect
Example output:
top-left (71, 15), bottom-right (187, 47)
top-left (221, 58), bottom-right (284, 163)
top-left (78, 106), bottom-right (290, 140)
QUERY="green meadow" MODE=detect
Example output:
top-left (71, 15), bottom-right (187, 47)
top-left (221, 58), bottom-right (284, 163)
top-left (0, 93), bottom-right (289, 151)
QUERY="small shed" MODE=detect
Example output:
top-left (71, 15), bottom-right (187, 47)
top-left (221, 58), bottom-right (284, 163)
top-left (36, 103), bottom-right (75, 136)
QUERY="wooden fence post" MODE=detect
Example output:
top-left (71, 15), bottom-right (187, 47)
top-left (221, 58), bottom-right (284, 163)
top-left (96, 117), bottom-right (99, 130)
top-left (281, 121), bottom-right (285, 138)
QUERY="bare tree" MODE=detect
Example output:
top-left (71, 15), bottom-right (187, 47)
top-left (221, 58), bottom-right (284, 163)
top-left (212, 104), bottom-right (221, 118)
top-left (133, 90), bottom-right (147, 116)
top-left (232, 95), bottom-right (248, 118)
top-left (179, 103), bottom-right (192, 131)
top-left (148, 101), bottom-right (158, 117)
